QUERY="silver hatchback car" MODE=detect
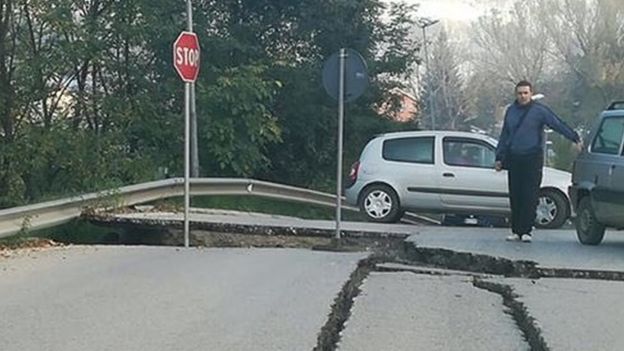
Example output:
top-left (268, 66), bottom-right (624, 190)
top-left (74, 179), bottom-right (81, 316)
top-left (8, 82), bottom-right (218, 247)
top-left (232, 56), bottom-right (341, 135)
top-left (345, 131), bottom-right (573, 229)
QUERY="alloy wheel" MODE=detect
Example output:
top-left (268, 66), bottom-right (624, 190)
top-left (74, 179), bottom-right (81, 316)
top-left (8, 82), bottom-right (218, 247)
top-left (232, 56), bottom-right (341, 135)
top-left (536, 195), bottom-right (557, 226)
top-left (364, 190), bottom-right (392, 219)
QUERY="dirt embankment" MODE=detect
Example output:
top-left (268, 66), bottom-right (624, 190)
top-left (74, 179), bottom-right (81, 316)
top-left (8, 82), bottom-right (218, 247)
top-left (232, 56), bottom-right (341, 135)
top-left (0, 238), bottom-right (62, 259)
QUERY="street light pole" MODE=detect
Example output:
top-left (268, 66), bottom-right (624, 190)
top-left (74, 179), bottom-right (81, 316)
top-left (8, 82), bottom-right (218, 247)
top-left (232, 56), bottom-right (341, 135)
top-left (418, 18), bottom-right (439, 130)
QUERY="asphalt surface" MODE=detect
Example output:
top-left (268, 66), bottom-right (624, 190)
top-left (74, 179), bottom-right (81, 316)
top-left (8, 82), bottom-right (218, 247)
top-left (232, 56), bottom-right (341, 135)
top-left (338, 272), bottom-right (527, 351)
top-left (112, 209), bottom-right (417, 236)
top-left (2, 210), bottom-right (624, 350)
top-left (505, 277), bottom-right (624, 351)
top-left (110, 211), bottom-right (624, 272)
top-left (407, 226), bottom-right (624, 271)
top-left (0, 246), bottom-right (366, 351)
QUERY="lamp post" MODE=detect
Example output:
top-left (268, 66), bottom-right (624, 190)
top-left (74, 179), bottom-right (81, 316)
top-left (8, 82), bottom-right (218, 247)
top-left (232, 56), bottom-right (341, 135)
top-left (417, 18), bottom-right (439, 130)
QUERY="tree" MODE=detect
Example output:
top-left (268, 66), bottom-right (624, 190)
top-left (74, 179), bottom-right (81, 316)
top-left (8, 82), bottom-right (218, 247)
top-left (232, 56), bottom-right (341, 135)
top-left (464, 71), bottom-right (508, 133)
top-left (250, 0), bottom-right (421, 189)
top-left (471, 2), bottom-right (550, 85)
top-left (421, 27), bottom-right (470, 131)
top-left (537, 0), bottom-right (624, 125)
top-left (0, 0), bottom-right (421, 206)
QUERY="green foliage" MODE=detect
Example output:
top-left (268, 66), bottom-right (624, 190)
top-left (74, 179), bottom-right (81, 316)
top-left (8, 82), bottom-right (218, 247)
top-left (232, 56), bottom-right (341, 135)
top-left (188, 196), bottom-right (365, 221)
top-left (199, 65), bottom-right (281, 176)
top-left (0, 0), bottom-right (420, 207)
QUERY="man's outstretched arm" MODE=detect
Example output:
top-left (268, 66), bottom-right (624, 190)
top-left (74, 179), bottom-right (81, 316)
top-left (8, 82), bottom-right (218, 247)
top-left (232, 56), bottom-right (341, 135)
top-left (541, 105), bottom-right (581, 143)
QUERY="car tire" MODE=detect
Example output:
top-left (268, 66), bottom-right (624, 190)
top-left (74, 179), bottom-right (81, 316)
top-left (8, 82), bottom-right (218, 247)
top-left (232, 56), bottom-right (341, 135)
top-left (535, 189), bottom-right (569, 229)
top-left (575, 196), bottom-right (606, 245)
top-left (359, 184), bottom-right (401, 223)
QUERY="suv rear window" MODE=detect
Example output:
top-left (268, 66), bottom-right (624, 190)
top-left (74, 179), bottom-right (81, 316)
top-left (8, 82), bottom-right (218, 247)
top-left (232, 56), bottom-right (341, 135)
top-left (382, 136), bottom-right (434, 164)
top-left (591, 117), bottom-right (624, 155)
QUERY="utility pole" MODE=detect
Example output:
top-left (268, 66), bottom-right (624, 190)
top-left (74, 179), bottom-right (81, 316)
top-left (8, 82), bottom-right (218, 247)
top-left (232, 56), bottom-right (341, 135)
top-left (418, 18), bottom-right (439, 130)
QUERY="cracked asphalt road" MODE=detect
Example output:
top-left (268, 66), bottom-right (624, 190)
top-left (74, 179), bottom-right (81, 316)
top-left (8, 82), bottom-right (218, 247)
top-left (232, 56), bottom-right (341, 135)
top-left (506, 277), bottom-right (624, 351)
top-left (337, 272), bottom-right (528, 351)
top-left (1, 216), bottom-right (624, 350)
top-left (0, 246), bottom-right (366, 351)
top-left (407, 226), bottom-right (624, 271)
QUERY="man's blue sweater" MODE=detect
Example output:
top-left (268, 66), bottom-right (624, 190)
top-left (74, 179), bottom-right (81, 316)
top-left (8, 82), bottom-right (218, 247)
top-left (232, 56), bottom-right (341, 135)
top-left (495, 101), bottom-right (580, 161)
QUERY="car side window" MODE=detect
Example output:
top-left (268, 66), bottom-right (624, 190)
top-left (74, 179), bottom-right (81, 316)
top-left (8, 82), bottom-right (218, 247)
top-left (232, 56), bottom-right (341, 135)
top-left (382, 136), bottom-right (434, 164)
top-left (443, 138), bottom-right (496, 168)
top-left (591, 117), bottom-right (624, 155)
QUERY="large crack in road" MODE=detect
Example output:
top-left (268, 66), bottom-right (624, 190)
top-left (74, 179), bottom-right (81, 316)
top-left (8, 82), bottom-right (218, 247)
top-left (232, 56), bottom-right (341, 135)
top-left (44, 217), bottom-right (624, 350)
top-left (313, 257), bottom-right (381, 351)
top-left (471, 278), bottom-right (549, 351)
top-left (314, 240), bottom-right (624, 351)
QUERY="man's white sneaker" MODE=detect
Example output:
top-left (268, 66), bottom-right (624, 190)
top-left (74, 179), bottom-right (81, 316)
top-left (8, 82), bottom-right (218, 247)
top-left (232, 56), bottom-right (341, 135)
top-left (506, 234), bottom-right (520, 241)
top-left (521, 234), bottom-right (532, 243)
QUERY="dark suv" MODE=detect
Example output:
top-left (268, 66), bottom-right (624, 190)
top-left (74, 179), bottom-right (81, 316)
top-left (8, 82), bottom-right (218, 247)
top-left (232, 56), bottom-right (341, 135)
top-left (569, 101), bottom-right (624, 245)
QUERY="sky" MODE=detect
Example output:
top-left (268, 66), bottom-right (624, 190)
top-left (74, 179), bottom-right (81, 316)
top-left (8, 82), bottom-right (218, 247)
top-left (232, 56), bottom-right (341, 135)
top-left (389, 0), bottom-right (515, 23)
top-left (414, 0), bottom-right (483, 22)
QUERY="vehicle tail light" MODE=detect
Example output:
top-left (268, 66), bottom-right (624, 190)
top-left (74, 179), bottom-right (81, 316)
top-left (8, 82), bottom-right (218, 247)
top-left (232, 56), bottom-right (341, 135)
top-left (349, 161), bottom-right (360, 182)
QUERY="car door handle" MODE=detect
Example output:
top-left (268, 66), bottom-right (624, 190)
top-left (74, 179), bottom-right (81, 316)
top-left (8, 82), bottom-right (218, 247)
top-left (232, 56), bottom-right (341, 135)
top-left (443, 172), bottom-right (455, 178)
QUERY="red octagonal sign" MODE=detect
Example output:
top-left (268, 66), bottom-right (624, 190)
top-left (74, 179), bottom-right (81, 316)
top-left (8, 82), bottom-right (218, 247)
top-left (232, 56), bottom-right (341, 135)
top-left (173, 31), bottom-right (200, 83)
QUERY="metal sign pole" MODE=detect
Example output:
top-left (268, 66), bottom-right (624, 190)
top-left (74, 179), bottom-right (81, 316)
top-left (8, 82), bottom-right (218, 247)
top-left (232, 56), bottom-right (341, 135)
top-left (183, 0), bottom-right (193, 248)
top-left (184, 83), bottom-right (191, 248)
top-left (335, 48), bottom-right (346, 240)
top-left (188, 0), bottom-right (199, 178)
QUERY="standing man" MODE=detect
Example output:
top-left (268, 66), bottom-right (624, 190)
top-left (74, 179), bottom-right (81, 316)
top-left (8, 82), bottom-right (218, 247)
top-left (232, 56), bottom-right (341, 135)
top-left (495, 80), bottom-right (582, 243)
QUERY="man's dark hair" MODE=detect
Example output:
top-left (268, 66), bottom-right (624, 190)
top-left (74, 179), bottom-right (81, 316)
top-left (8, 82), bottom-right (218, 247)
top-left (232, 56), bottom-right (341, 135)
top-left (515, 80), bottom-right (533, 91)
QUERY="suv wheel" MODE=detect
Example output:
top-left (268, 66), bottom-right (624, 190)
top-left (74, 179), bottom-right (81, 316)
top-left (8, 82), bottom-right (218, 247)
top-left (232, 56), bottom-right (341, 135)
top-left (576, 196), bottom-right (606, 245)
top-left (360, 184), bottom-right (401, 223)
top-left (535, 189), bottom-right (569, 229)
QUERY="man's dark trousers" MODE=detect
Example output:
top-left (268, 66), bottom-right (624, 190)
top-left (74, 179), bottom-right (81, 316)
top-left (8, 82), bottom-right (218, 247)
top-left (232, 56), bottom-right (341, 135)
top-left (507, 152), bottom-right (543, 235)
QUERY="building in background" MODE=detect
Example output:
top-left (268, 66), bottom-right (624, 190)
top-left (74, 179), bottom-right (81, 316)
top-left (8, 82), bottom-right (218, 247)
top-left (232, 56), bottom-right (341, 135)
top-left (377, 87), bottom-right (420, 123)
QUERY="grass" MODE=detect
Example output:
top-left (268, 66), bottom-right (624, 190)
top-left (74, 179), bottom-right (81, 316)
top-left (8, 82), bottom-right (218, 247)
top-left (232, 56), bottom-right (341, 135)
top-left (168, 195), bottom-right (366, 221)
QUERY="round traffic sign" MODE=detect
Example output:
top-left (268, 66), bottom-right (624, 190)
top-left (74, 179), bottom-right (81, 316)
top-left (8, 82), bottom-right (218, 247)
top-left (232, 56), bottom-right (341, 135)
top-left (173, 31), bottom-right (200, 82)
top-left (322, 49), bottom-right (368, 103)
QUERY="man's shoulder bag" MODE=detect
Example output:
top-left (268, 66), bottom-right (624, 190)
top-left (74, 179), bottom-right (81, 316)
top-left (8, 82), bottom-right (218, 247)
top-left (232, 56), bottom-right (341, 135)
top-left (501, 103), bottom-right (535, 170)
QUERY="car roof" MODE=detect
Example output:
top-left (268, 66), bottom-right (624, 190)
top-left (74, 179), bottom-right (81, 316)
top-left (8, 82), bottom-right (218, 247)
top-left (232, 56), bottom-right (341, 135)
top-left (600, 110), bottom-right (624, 118)
top-left (601, 101), bottom-right (624, 117)
top-left (375, 130), bottom-right (492, 140)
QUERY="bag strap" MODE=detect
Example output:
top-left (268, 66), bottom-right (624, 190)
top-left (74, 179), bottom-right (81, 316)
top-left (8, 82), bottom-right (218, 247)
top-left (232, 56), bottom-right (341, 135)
top-left (508, 103), bottom-right (534, 148)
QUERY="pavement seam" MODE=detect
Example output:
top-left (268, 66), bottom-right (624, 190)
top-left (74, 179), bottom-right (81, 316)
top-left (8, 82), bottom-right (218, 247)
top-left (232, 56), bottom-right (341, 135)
top-left (313, 256), bottom-right (383, 351)
top-left (400, 242), bottom-right (540, 277)
top-left (374, 263), bottom-right (492, 278)
top-left (536, 267), bottom-right (624, 281)
top-left (472, 277), bottom-right (550, 351)
top-left (87, 215), bottom-right (412, 240)
top-left (401, 242), bottom-right (624, 281)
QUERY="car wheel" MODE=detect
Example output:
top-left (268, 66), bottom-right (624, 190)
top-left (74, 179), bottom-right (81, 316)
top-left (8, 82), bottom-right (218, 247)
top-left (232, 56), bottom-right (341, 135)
top-left (535, 189), bottom-right (569, 229)
top-left (359, 184), bottom-right (401, 223)
top-left (576, 196), bottom-right (606, 245)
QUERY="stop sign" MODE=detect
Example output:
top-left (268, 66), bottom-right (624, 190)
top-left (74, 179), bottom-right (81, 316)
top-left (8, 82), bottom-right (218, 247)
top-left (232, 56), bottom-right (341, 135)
top-left (173, 31), bottom-right (200, 82)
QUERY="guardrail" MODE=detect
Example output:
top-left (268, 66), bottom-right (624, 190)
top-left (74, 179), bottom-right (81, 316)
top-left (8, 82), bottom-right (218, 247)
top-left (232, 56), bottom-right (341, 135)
top-left (0, 178), bottom-right (366, 239)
